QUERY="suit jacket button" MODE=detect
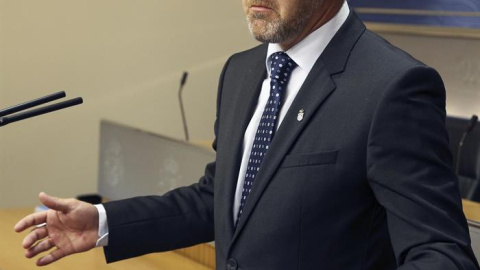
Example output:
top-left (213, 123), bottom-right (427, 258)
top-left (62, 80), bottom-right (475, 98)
top-left (226, 258), bottom-right (238, 270)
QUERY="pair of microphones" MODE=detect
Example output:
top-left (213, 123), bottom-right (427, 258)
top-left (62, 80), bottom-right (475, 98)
top-left (0, 91), bottom-right (83, 127)
top-left (0, 72), bottom-right (189, 133)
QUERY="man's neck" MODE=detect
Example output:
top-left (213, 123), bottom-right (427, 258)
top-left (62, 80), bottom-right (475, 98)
top-left (279, 0), bottom-right (345, 51)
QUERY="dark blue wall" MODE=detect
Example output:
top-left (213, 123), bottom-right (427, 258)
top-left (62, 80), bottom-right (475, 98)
top-left (349, 0), bottom-right (480, 29)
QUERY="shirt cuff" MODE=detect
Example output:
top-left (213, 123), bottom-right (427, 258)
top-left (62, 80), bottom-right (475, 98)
top-left (94, 204), bottom-right (109, 247)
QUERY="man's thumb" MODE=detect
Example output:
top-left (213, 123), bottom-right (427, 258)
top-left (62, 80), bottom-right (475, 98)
top-left (39, 192), bottom-right (70, 212)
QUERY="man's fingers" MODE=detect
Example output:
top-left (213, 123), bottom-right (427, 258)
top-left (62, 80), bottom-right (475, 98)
top-left (25, 238), bottom-right (55, 258)
top-left (14, 212), bottom-right (47, 233)
top-left (39, 192), bottom-right (70, 212)
top-left (36, 248), bottom-right (66, 266)
top-left (22, 226), bottom-right (49, 249)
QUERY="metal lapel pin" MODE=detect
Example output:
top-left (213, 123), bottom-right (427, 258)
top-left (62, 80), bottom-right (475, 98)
top-left (297, 109), bottom-right (305, 122)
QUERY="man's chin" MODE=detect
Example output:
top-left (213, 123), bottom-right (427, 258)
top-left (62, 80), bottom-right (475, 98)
top-left (248, 21), bottom-right (270, 38)
top-left (251, 32), bottom-right (278, 44)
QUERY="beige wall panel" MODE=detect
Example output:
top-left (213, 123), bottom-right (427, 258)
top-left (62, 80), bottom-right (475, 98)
top-left (0, 0), bottom-right (257, 207)
top-left (379, 33), bottom-right (480, 117)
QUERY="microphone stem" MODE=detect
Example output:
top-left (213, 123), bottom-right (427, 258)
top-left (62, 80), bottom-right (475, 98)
top-left (178, 86), bottom-right (189, 142)
top-left (455, 133), bottom-right (467, 175)
top-left (455, 115), bottom-right (478, 175)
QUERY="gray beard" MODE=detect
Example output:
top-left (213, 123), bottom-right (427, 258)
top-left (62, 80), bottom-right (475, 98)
top-left (246, 2), bottom-right (317, 44)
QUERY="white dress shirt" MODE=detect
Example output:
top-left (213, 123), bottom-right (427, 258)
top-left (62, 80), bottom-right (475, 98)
top-left (96, 1), bottom-right (350, 247)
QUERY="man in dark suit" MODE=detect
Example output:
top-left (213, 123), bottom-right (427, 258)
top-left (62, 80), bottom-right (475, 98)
top-left (15, 0), bottom-right (479, 269)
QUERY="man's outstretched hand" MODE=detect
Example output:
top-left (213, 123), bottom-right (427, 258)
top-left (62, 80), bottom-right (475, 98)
top-left (14, 192), bottom-right (99, 266)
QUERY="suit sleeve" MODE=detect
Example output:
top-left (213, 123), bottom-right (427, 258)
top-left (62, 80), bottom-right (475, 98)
top-left (366, 65), bottom-right (479, 269)
top-left (101, 56), bottom-right (231, 263)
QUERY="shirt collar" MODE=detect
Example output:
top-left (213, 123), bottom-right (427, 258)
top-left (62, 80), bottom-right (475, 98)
top-left (266, 1), bottom-right (350, 75)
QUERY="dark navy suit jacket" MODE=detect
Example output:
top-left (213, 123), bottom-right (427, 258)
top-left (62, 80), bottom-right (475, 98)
top-left (102, 10), bottom-right (479, 270)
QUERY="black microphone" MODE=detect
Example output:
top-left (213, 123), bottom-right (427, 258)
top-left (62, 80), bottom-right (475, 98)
top-left (178, 71), bottom-right (190, 141)
top-left (466, 115), bottom-right (479, 133)
top-left (180, 72), bottom-right (188, 88)
top-left (0, 91), bottom-right (66, 117)
top-left (0, 92), bottom-right (83, 127)
top-left (455, 114), bottom-right (478, 174)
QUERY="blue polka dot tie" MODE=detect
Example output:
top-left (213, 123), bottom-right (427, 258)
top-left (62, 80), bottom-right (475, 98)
top-left (236, 52), bottom-right (298, 222)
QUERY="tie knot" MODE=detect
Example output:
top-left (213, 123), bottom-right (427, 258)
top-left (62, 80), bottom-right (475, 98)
top-left (269, 52), bottom-right (297, 82)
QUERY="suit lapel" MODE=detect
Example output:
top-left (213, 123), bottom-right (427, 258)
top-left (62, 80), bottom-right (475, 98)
top-left (230, 10), bottom-right (366, 244)
top-left (219, 46), bottom-right (268, 239)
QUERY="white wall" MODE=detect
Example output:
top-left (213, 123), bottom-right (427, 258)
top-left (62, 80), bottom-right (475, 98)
top-left (0, 0), bottom-right (256, 207)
